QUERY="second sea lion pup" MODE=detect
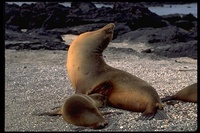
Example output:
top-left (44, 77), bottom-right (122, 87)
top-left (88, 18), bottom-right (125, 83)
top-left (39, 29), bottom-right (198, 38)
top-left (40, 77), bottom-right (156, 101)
top-left (66, 23), bottom-right (168, 120)
top-left (161, 83), bottom-right (197, 103)
top-left (39, 93), bottom-right (108, 129)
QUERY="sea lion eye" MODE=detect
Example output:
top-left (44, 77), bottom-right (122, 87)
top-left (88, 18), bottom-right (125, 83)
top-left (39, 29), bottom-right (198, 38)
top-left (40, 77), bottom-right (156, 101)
top-left (106, 28), bottom-right (113, 34)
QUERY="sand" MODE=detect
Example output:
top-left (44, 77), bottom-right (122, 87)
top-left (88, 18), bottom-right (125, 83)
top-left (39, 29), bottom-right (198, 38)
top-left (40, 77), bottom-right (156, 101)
top-left (5, 35), bottom-right (197, 131)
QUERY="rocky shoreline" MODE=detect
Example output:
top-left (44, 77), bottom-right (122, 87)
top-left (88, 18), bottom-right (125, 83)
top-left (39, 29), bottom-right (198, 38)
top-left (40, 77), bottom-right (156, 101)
top-left (5, 2), bottom-right (197, 131)
top-left (5, 2), bottom-right (197, 59)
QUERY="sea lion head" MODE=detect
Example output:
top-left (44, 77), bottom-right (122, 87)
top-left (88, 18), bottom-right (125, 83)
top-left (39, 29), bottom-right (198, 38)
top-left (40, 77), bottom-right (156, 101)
top-left (60, 93), bottom-right (108, 128)
top-left (94, 23), bottom-right (115, 53)
top-left (75, 23), bottom-right (115, 54)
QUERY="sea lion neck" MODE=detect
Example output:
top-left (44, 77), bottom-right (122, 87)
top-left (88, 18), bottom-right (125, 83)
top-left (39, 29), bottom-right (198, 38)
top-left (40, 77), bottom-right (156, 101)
top-left (90, 24), bottom-right (115, 55)
top-left (67, 23), bottom-right (115, 91)
top-left (92, 37), bottom-right (111, 56)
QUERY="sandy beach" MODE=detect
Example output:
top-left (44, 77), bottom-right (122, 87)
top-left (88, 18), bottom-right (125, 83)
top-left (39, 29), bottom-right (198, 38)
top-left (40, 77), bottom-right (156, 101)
top-left (5, 35), bottom-right (197, 131)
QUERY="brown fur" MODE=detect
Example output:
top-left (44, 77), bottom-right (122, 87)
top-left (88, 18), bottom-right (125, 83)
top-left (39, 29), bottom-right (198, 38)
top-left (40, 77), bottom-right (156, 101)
top-left (39, 93), bottom-right (108, 129)
top-left (161, 83), bottom-right (197, 103)
top-left (66, 23), bottom-right (168, 120)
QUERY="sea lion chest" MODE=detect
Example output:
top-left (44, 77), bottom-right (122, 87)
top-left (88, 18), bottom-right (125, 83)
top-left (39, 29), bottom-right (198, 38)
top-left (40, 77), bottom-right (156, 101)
top-left (67, 44), bottom-right (106, 94)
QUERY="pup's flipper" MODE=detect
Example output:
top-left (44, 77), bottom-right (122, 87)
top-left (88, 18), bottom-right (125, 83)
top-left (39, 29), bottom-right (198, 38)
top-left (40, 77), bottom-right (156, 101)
top-left (36, 108), bottom-right (62, 116)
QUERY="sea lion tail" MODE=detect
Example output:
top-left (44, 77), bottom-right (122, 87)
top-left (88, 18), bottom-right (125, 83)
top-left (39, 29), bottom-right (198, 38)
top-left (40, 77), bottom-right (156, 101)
top-left (161, 96), bottom-right (173, 102)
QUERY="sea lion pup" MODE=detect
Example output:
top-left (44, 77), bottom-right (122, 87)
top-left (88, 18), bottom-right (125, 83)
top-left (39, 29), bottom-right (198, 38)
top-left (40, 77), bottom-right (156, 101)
top-left (161, 83), bottom-right (197, 103)
top-left (39, 93), bottom-right (108, 129)
top-left (66, 23), bottom-right (168, 120)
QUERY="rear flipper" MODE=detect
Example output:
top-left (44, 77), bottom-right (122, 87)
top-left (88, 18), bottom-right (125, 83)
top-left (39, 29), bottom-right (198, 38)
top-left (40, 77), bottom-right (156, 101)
top-left (161, 96), bottom-right (174, 102)
top-left (36, 108), bottom-right (62, 116)
top-left (161, 96), bottom-right (178, 105)
top-left (137, 109), bottom-right (168, 120)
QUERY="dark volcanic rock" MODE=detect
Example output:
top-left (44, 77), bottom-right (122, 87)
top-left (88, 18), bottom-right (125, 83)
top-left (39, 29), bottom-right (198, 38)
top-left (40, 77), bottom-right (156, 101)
top-left (174, 20), bottom-right (194, 31)
top-left (113, 25), bottom-right (196, 44)
top-left (48, 23), bottom-right (131, 39)
top-left (5, 41), bottom-right (69, 50)
top-left (113, 23), bottom-right (131, 39)
top-left (5, 3), bottom-right (21, 27)
top-left (19, 3), bottom-right (35, 29)
top-left (141, 49), bottom-right (152, 53)
top-left (4, 2), bottom-right (197, 59)
top-left (113, 25), bottom-right (197, 59)
top-left (41, 3), bottom-right (70, 29)
top-left (5, 2), bottom-right (71, 29)
top-left (162, 13), bottom-right (197, 31)
top-left (71, 2), bottom-right (97, 14)
top-left (113, 2), bottom-right (169, 30)
top-left (5, 2), bottom-right (168, 30)
top-left (5, 28), bottom-right (69, 50)
top-left (162, 14), bottom-right (183, 25)
top-left (5, 25), bottom-right (21, 32)
top-left (153, 40), bottom-right (197, 59)
top-left (106, 47), bottom-right (139, 56)
top-left (48, 23), bottom-right (109, 35)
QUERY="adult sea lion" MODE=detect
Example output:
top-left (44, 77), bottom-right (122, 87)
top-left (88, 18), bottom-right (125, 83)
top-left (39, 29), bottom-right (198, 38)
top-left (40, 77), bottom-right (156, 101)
top-left (161, 83), bottom-right (197, 103)
top-left (39, 93), bottom-right (108, 129)
top-left (66, 23), bottom-right (168, 120)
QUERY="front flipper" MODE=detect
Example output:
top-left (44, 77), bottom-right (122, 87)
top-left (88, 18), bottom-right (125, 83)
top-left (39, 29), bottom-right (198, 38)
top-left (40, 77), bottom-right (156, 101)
top-left (37, 107), bottom-right (62, 116)
top-left (90, 80), bottom-right (114, 96)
